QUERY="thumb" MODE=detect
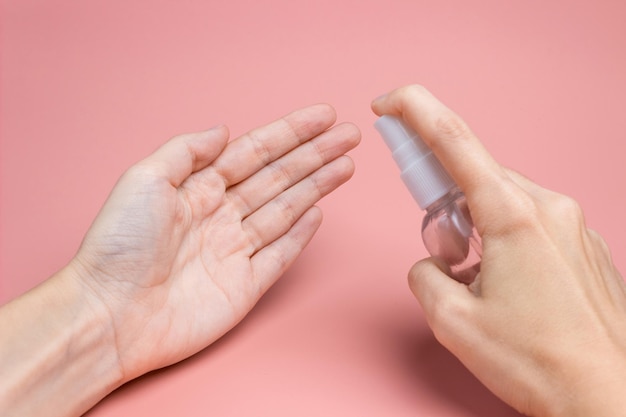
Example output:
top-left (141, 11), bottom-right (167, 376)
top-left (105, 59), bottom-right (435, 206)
top-left (409, 257), bottom-right (476, 346)
top-left (141, 125), bottom-right (230, 188)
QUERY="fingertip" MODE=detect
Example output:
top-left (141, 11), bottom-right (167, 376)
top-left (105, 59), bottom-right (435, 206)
top-left (342, 121), bottom-right (362, 147)
top-left (178, 123), bottom-right (229, 139)
top-left (208, 123), bottom-right (230, 139)
top-left (281, 103), bottom-right (338, 145)
top-left (307, 204), bottom-right (324, 224)
top-left (189, 124), bottom-right (231, 165)
top-left (370, 94), bottom-right (389, 115)
top-left (139, 125), bottom-right (230, 187)
top-left (323, 155), bottom-right (357, 191)
top-left (340, 156), bottom-right (356, 185)
top-left (250, 205), bottom-right (325, 294)
top-left (339, 154), bottom-right (356, 177)
top-left (193, 124), bottom-right (230, 155)
top-left (294, 205), bottom-right (325, 239)
top-left (328, 122), bottom-right (362, 152)
top-left (348, 156), bottom-right (356, 176)
top-left (308, 102), bottom-right (337, 126)
top-left (371, 84), bottom-right (435, 116)
top-left (173, 124), bottom-right (230, 152)
top-left (319, 102), bottom-right (337, 116)
top-left (408, 257), bottom-right (449, 300)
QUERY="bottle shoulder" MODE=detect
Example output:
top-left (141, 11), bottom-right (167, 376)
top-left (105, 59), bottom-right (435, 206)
top-left (424, 188), bottom-right (465, 215)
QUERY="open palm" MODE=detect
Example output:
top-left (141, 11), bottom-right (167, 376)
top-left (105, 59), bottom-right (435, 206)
top-left (74, 104), bottom-right (359, 382)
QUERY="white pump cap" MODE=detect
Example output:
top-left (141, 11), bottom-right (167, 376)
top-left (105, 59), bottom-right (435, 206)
top-left (375, 115), bottom-right (456, 209)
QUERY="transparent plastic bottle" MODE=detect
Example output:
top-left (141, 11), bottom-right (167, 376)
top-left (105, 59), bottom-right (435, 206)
top-left (375, 116), bottom-right (482, 283)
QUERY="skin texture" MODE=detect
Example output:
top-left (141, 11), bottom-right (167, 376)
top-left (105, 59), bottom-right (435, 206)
top-left (372, 85), bottom-right (626, 417)
top-left (2, 89), bottom-right (624, 417)
top-left (0, 104), bottom-right (360, 417)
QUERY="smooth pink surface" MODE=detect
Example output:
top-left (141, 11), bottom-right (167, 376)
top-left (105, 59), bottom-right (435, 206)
top-left (2, 1), bottom-right (626, 415)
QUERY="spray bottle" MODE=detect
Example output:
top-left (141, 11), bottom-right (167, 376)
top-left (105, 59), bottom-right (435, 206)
top-left (375, 115), bottom-right (482, 283)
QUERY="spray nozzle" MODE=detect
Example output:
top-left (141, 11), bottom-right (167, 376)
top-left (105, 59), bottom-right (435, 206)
top-left (374, 115), bottom-right (456, 209)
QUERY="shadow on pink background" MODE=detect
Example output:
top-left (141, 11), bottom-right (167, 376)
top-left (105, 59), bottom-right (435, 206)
top-left (2, 0), bottom-right (625, 415)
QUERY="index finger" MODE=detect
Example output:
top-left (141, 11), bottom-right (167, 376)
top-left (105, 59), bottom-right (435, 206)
top-left (213, 103), bottom-right (337, 188)
top-left (372, 85), bottom-right (505, 195)
top-left (372, 85), bottom-right (525, 236)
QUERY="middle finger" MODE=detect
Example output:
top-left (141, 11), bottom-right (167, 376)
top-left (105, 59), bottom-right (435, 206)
top-left (227, 122), bottom-right (360, 218)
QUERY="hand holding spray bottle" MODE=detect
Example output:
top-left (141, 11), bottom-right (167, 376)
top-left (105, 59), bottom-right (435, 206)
top-left (375, 115), bottom-right (482, 283)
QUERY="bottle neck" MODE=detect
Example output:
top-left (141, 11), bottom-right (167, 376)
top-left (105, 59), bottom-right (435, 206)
top-left (424, 187), bottom-right (464, 213)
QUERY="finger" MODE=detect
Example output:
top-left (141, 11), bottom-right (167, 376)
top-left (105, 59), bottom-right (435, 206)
top-left (242, 155), bottom-right (354, 253)
top-left (250, 206), bottom-right (323, 295)
top-left (228, 122), bottom-right (360, 218)
top-left (372, 85), bottom-right (505, 194)
top-left (213, 104), bottom-right (337, 188)
top-left (371, 85), bottom-right (529, 236)
top-left (139, 125), bottom-right (230, 187)
top-left (408, 258), bottom-right (477, 346)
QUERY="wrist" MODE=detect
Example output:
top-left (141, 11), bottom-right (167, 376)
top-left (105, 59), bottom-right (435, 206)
top-left (67, 254), bottom-right (145, 383)
top-left (65, 256), bottom-right (126, 367)
top-left (0, 263), bottom-right (124, 417)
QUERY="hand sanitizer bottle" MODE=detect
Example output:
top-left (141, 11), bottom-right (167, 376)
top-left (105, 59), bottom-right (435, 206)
top-left (375, 115), bottom-right (482, 283)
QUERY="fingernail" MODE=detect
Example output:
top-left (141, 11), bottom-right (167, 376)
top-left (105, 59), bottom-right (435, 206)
top-left (372, 93), bottom-right (387, 104)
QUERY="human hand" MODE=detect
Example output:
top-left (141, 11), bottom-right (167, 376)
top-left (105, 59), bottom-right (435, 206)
top-left (71, 104), bottom-right (360, 382)
top-left (372, 85), bottom-right (626, 417)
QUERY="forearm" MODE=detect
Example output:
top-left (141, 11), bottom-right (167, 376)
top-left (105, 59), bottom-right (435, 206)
top-left (0, 264), bottom-right (123, 417)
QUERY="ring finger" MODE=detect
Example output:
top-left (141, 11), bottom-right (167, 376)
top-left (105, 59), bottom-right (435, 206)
top-left (241, 155), bottom-right (355, 253)
top-left (228, 122), bottom-right (360, 218)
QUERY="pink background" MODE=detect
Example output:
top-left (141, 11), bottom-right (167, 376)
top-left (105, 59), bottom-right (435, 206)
top-left (2, 0), bottom-right (626, 416)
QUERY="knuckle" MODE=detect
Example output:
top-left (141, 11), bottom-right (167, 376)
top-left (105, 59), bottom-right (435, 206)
top-left (268, 161), bottom-right (294, 189)
top-left (228, 189), bottom-right (253, 216)
top-left (546, 193), bottom-right (585, 225)
top-left (306, 173), bottom-right (325, 199)
top-left (247, 130), bottom-right (273, 165)
top-left (507, 191), bottom-right (540, 223)
top-left (274, 195), bottom-right (299, 224)
top-left (486, 188), bottom-right (588, 244)
top-left (434, 113), bottom-right (472, 142)
top-left (587, 228), bottom-right (611, 254)
top-left (484, 185), bottom-right (543, 238)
